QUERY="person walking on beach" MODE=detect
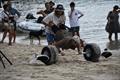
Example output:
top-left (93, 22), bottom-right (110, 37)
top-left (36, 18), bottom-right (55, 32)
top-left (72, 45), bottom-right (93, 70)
top-left (105, 5), bottom-right (120, 41)
top-left (42, 4), bottom-right (66, 45)
top-left (68, 2), bottom-right (84, 37)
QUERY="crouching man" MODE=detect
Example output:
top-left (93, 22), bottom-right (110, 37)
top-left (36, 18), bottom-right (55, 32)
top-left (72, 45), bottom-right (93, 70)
top-left (53, 37), bottom-right (82, 55)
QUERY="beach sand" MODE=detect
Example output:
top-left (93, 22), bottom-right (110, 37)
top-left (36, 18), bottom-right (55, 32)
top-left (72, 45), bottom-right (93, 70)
top-left (0, 43), bottom-right (120, 80)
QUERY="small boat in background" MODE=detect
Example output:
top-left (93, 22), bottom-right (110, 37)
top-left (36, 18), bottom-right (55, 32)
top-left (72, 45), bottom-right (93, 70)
top-left (17, 20), bottom-right (45, 32)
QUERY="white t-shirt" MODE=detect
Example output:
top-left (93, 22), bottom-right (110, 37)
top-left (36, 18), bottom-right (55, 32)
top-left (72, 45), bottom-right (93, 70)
top-left (68, 9), bottom-right (83, 27)
top-left (43, 12), bottom-right (66, 34)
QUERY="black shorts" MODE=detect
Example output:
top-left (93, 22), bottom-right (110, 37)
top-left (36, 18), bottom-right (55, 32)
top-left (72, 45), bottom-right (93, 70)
top-left (71, 27), bottom-right (79, 32)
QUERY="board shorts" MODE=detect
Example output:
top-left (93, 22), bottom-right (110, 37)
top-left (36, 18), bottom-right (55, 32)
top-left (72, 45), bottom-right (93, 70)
top-left (71, 26), bottom-right (80, 32)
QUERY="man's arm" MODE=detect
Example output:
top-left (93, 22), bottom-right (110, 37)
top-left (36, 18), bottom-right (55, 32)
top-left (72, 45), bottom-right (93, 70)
top-left (117, 8), bottom-right (120, 13)
top-left (107, 11), bottom-right (112, 23)
top-left (13, 8), bottom-right (21, 17)
top-left (76, 43), bottom-right (82, 54)
top-left (37, 10), bottom-right (47, 17)
top-left (41, 14), bottom-right (55, 27)
top-left (78, 10), bottom-right (84, 19)
top-left (68, 10), bottom-right (73, 18)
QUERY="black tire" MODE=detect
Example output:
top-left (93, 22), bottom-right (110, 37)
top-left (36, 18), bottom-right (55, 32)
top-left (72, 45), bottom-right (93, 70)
top-left (83, 43), bottom-right (101, 62)
top-left (41, 45), bottom-right (59, 65)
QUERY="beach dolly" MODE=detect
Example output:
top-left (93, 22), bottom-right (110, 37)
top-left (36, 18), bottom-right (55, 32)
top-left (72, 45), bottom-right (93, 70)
top-left (0, 50), bottom-right (13, 68)
top-left (37, 43), bottom-right (112, 65)
top-left (37, 43), bottom-right (102, 65)
top-left (36, 28), bottom-right (112, 64)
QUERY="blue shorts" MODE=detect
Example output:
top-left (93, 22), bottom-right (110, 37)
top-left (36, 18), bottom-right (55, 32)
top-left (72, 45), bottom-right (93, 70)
top-left (46, 33), bottom-right (55, 44)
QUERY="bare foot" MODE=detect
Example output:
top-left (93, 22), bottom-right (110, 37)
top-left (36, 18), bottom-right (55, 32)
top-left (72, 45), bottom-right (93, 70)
top-left (8, 43), bottom-right (12, 46)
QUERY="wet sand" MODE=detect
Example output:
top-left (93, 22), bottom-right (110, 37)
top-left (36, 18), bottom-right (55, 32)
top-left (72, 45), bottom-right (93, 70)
top-left (0, 42), bottom-right (120, 80)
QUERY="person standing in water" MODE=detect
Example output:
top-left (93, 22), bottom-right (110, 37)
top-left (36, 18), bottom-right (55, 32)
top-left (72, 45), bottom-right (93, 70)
top-left (105, 5), bottom-right (120, 41)
top-left (68, 2), bottom-right (84, 37)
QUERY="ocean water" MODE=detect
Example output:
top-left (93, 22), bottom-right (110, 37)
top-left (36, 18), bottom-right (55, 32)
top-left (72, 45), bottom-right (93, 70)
top-left (2, 0), bottom-right (120, 50)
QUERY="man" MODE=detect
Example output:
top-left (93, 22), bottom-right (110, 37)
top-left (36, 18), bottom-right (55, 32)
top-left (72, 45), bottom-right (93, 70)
top-left (0, 2), bottom-right (20, 43)
top-left (0, 4), bottom-right (14, 45)
top-left (53, 37), bottom-right (82, 55)
top-left (68, 2), bottom-right (84, 37)
top-left (42, 4), bottom-right (66, 45)
top-left (8, 2), bottom-right (20, 43)
top-left (37, 2), bottom-right (52, 23)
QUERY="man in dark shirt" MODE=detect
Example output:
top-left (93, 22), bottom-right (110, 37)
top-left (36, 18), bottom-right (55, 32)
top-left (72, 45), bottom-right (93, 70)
top-left (36, 2), bottom-right (53, 23)
top-left (8, 2), bottom-right (20, 43)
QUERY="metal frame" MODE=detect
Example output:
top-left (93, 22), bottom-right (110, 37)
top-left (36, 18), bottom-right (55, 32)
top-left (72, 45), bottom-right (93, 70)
top-left (0, 50), bottom-right (12, 68)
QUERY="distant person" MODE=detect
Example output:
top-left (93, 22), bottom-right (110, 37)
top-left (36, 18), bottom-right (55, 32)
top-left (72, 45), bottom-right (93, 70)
top-left (8, 2), bottom-right (20, 43)
top-left (105, 5), bottom-right (120, 41)
top-left (42, 4), bottom-right (66, 45)
top-left (37, 2), bottom-right (53, 23)
top-left (0, 4), bottom-right (14, 45)
top-left (0, 2), bottom-right (20, 43)
top-left (68, 2), bottom-right (83, 37)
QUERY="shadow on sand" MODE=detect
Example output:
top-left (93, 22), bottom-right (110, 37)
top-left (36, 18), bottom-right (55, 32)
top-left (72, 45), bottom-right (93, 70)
top-left (106, 40), bottom-right (120, 50)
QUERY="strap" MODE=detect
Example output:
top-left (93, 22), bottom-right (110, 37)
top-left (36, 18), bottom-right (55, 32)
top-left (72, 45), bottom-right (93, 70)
top-left (3, 11), bottom-right (10, 18)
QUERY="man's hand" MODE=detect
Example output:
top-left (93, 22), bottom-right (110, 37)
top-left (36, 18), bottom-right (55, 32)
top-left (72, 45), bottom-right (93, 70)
top-left (78, 14), bottom-right (84, 19)
top-left (49, 21), bottom-right (55, 27)
top-left (69, 11), bottom-right (73, 18)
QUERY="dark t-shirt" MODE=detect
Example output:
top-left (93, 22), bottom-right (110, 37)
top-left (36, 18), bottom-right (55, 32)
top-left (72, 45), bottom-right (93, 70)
top-left (37, 9), bottom-right (53, 23)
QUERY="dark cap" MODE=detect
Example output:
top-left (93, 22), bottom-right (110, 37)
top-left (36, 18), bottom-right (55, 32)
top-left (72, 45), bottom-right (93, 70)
top-left (3, 4), bottom-right (9, 10)
top-left (49, 1), bottom-right (55, 6)
top-left (70, 2), bottom-right (75, 7)
top-left (113, 5), bottom-right (119, 10)
top-left (55, 4), bottom-right (64, 11)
